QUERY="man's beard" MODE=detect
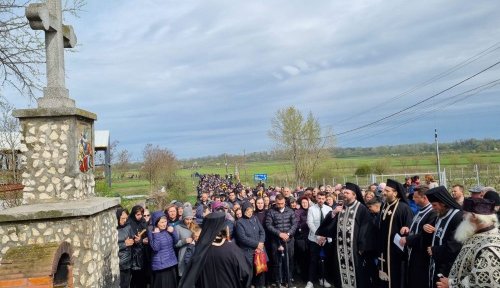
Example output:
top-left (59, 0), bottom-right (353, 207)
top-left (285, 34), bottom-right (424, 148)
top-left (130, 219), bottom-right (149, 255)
top-left (454, 214), bottom-right (476, 243)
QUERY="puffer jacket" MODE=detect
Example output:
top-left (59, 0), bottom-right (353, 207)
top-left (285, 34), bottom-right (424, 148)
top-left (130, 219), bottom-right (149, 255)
top-left (117, 224), bottom-right (134, 270)
top-left (265, 205), bottom-right (298, 239)
top-left (148, 211), bottom-right (179, 271)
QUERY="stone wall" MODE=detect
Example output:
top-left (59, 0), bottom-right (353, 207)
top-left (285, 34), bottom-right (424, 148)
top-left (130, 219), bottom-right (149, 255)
top-left (17, 112), bottom-right (96, 203)
top-left (0, 208), bottom-right (119, 287)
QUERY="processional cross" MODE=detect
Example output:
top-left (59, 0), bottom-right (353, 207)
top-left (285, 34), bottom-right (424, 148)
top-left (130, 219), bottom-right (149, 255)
top-left (26, 0), bottom-right (77, 108)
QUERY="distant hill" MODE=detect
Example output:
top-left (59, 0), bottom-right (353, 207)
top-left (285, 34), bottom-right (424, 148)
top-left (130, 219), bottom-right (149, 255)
top-left (181, 138), bottom-right (500, 166)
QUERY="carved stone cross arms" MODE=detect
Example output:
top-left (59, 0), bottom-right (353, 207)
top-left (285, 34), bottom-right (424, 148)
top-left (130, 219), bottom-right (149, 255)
top-left (26, 0), bottom-right (77, 108)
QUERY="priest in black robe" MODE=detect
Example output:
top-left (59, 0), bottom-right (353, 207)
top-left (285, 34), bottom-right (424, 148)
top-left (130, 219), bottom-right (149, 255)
top-left (179, 212), bottom-right (251, 288)
top-left (399, 185), bottom-right (437, 288)
top-left (424, 186), bottom-right (462, 288)
top-left (316, 182), bottom-right (375, 288)
top-left (378, 179), bottom-right (414, 288)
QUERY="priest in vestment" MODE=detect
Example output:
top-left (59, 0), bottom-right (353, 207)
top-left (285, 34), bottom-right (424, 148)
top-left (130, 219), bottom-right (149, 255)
top-left (424, 186), bottom-right (463, 288)
top-left (399, 185), bottom-right (437, 288)
top-left (378, 179), bottom-right (414, 288)
top-left (316, 182), bottom-right (375, 288)
top-left (436, 197), bottom-right (500, 288)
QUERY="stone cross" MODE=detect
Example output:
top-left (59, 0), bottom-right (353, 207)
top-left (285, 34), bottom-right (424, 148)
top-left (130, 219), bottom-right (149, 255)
top-left (26, 0), bottom-right (77, 108)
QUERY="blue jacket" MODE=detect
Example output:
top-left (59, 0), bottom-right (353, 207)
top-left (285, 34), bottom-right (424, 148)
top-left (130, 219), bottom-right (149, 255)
top-left (148, 211), bottom-right (179, 271)
top-left (235, 215), bottom-right (266, 266)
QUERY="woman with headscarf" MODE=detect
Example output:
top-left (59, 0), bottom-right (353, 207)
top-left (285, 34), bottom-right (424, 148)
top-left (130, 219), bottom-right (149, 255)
top-left (254, 197), bottom-right (267, 226)
top-left (235, 201), bottom-right (267, 288)
top-left (175, 206), bottom-right (199, 278)
top-left (117, 208), bottom-right (135, 288)
top-left (128, 205), bottom-right (148, 288)
top-left (148, 210), bottom-right (179, 287)
top-left (294, 196), bottom-right (310, 283)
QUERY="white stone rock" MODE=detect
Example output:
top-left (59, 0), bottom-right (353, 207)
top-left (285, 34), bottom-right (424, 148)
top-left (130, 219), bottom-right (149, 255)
top-left (60, 133), bottom-right (67, 141)
top-left (73, 235), bottom-right (80, 247)
top-left (39, 193), bottom-right (51, 200)
top-left (1, 247), bottom-right (9, 254)
top-left (64, 184), bottom-right (73, 191)
top-left (74, 178), bottom-right (81, 188)
top-left (51, 177), bottom-right (61, 184)
top-left (57, 168), bottom-right (65, 174)
top-left (46, 184), bottom-right (54, 192)
top-left (39, 124), bottom-right (48, 132)
top-left (58, 158), bottom-right (66, 165)
top-left (25, 136), bottom-right (37, 144)
top-left (20, 144), bottom-right (29, 152)
top-left (39, 137), bottom-right (45, 144)
top-left (43, 228), bottom-right (53, 236)
top-left (27, 238), bottom-right (35, 245)
top-left (37, 186), bottom-right (46, 192)
top-left (87, 274), bottom-right (95, 287)
top-left (62, 152), bottom-right (68, 157)
top-left (19, 233), bottom-right (26, 242)
top-left (48, 167), bottom-right (56, 174)
top-left (60, 144), bottom-right (67, 151)
top-left (49, 131), bottom-right (58, 140)
top-left (34, 144), bottom-right (41, 151)
top-left (32, 153), bottom-right (39, 159)
top-left (42, 151), bottom-right (51, 159)
top-left (63, 227), bottom-right (71, 235)
top-left (60, 192), bottom-right (68, 199)
top-left (44, 160), bottom-right (51, 167)
top-left (31, 228), bottom-right (40, 236)
top-left (61, 124), bottom-right (69, 132)
top-left (36, 237), bottom-right (44, 244)
top-left (80, 273), bottom-right (86, 286)
top-left (10, 233), bottom-right (18, 242)
top-left (28, 127), bottom-right (36, 134)
top-left (40, 176), bottom-right (48, 183)
top-left (37, 223), bottom-right (46, 229)
top-left (63, 176), bottom-right (72, 183)
top-left (23, 192), bottom-right (35, 199)
top-left (83, 251), bottom-right (92, 263)
top-left (32, 159), bottom-right (39, 168)
top-left (35, 168), bottom-right (44, 177)
top-left (22, 172), bottom-right (30, 178)
top-left (1, 235), bottom-right (9, 244)
top-left (55, 234), bottom-right (61, 242)
top-left (52, 149), bottom-right (59, 158)
top-left (51, 124), bottom-right (57, 130)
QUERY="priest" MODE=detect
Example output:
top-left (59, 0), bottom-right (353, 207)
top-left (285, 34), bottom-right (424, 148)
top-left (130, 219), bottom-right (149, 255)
top-left (424, 186), bottom-right (463, 288)
top-left (378, 179), bottom-right (414, 288)
top-left (316, 182), bottom-right (375, 288)
top-left (399, 185), bottom-right (437, 288)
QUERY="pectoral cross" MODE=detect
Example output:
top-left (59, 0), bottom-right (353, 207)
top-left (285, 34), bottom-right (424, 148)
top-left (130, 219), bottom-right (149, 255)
top-left (26, 0), bottom-right (77, 108)
top-left (378, 253), bottom-right (386, 269)
top-left (378, 253), bottom-right (389, 281)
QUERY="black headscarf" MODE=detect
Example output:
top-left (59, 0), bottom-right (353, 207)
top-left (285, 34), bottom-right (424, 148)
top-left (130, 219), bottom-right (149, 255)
top-left (116, 208), bottom-right (128, 229)
top-left (178, 211), bottom-right (227, 288)
top-left (128, 205), bottom-right (147, 234)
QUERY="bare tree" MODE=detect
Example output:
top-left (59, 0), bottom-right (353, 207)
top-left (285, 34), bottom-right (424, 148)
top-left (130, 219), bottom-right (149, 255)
top-left (0, 0), bottom-right (85, 101)
top-left (0, 99), bottom-right (21, 182)
top-left (268, 106), bottom-right (334, 184)
top-left (115, 149), bottom-right (131, 171)
top-left (142, 144), bottom-right (178, 192)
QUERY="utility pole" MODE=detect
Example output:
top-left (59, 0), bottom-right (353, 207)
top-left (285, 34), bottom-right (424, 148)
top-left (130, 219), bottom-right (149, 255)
top-left (435, 129), bottom-right (442, 184)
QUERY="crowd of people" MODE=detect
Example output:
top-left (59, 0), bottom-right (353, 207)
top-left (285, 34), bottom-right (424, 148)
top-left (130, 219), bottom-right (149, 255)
top-left (117, 173), bottom-right (500, 288)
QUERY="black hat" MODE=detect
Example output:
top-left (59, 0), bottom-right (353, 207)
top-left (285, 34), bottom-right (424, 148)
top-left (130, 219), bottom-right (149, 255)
top-left (345, 182), bottom-right (366, 206)
top-left (425, 186), bottom-right (461, 210)
top-left (463, 198), bottom-right (495, 215)
top-left (483, 190), bottom-right (500, 206)
top-left (386, 179), bottom-right (408, 204)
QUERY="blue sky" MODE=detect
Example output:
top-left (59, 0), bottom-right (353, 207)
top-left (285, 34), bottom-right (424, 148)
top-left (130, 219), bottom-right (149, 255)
top-left (5, 0), bottom-right (500, 160)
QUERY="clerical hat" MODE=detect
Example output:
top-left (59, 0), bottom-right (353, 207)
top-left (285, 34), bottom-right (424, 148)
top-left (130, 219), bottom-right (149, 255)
top-left (386, 179), bottom-right (408, 204)
top-left (463, 197), bottom-right (495, 215)
top-left (425, 186), bottom-right (461, 210)
top-left (345, 182), bottom-right (366, 206)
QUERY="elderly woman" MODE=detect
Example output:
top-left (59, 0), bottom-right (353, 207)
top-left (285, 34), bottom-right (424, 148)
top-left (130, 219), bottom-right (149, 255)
top-left (294, 196), bottom-right (310, 282)
top-left (235, 201), bottom-right (267, 288)
top-left (117, 208), bottom-right (135, 288)
top-left (148, 211), bottom-right (179, 287)
top-left (165, 204), bottom-right (181, 227)
top-left (174, 207), bottom-right (199, 278)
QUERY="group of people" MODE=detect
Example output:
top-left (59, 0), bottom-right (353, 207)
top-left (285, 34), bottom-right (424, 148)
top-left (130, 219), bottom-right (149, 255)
top-left (116, 173), bottom-right (500, 288)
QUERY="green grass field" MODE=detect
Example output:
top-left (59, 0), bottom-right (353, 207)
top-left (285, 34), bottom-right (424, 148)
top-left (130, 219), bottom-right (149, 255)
top-left (99, 152), bottom-right (500, 206)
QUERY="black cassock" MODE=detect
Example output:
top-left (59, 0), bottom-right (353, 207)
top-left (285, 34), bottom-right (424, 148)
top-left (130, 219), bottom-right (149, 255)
top-left (196, 240), bottom-right (251, 288)
top-left (429, 208), bottom-right (462, 288)
top-left (316, 200), bottom-right (375, 288)
top-left (378, 199), bottom-right (414, 288)
top-left (405, 203), bottom-right (437, 288)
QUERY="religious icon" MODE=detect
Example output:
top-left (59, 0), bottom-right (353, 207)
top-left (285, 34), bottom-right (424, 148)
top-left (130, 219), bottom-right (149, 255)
top-left (78, 128), bottom-right (93, 172)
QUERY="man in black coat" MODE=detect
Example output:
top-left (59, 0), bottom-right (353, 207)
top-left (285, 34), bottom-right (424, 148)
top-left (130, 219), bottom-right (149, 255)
top-left (266, 194), bottom-right (298, 287)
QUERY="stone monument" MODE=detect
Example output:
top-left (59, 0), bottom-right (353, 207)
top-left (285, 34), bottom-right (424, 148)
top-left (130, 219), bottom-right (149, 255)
top-left (0, 1), bottom-right (120, 287)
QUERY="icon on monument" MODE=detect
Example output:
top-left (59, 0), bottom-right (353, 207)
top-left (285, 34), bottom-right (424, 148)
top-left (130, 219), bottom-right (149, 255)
top-left (78, 128), bottom-right (93, 172)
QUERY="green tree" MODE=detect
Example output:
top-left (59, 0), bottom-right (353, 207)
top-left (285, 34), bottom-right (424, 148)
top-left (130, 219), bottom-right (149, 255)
top-left (268, 106), bottom-right (334, 184)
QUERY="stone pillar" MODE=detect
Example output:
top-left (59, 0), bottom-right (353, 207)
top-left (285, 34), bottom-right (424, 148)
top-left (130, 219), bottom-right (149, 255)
top-left (13, 107), bottom-right (97, 204)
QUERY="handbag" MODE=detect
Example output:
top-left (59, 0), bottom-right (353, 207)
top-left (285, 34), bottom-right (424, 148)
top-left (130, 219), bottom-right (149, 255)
top-left (254, 250), bottom-right (268, 275)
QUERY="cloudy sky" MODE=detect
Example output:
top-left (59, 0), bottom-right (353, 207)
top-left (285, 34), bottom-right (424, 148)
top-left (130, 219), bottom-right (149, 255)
top-left (6, 0), bottom-right (500, 159)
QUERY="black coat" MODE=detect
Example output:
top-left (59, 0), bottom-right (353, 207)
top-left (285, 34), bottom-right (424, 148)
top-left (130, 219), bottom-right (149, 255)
top-left (117, 225), bottom-right (134, 270)
top-left (235, 216), bottom-right (266, 266)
